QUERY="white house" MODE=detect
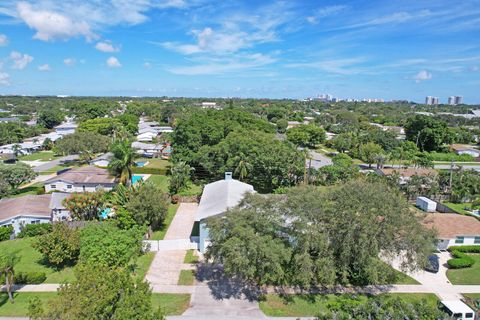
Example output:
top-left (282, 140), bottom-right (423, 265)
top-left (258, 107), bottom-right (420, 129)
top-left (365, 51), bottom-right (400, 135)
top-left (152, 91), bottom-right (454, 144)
top-left (54, 122), bottom-right (77, 136)
top-left (0, 193), bottom-right (71, 235)
top-left (195, 173), bottom-right (254, 253)
top-left (422, 213), bottom-right (480, 250)
top-left (90, 152), bottom-right (112, 167)
top-left (450, 144), bottom-right (480, 158)
top-left (137, 128), bottom-right (158, 142)
top-left (44, 166), bottom-right (117, 193)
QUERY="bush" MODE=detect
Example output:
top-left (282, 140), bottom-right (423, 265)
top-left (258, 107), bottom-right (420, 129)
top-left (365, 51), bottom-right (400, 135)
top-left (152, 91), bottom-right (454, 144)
top-left (447, 250), bottom-right (476, 269)
top-left (428, 152), bottom-right (475, 162)
top-left (448, 245), bottom-right (480, 253)
top-left (131, 167), bottom-right (168, 175)
top-left (15, 271), bottom-right (47, 284)
top-left (17, 223), bottom-right (52, 238)
top-left (33, 223), bottom-right (80, 267)
top-left (0, 225), bottom-right (13, 241)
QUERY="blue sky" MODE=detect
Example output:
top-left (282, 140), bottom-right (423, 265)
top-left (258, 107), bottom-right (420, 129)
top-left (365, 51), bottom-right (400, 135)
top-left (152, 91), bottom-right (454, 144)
top-left (0, 0), bottom-right (479, 103)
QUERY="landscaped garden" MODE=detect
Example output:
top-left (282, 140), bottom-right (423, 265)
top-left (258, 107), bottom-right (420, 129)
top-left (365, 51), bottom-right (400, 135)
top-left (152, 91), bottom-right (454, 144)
top-left (447, 254), bottom-right (480, 285)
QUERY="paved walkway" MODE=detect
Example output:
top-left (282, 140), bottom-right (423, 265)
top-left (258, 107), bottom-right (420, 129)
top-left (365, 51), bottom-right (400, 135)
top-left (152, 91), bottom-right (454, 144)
top-left (32, 154), bottom-right (78, 173)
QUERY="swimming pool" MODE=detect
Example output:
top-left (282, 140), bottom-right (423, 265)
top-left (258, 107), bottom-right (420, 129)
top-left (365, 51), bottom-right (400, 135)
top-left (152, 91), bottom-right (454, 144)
top-left (131, 175), bottom-right (143, 184)
top-left (135, 161), bottom-right (148, 167)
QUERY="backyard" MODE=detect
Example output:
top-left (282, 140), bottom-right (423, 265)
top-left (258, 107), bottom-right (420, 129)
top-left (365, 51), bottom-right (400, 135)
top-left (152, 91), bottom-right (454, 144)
top-left (259, 293), bottom-right (439, 317)
top-left (447, 254), bottom-right (480, 285)
top-left (0, 292), bottom-right (191, 317)
top-left (147, 174), bottom-right (202, 196)
top-left (443, 202), bottom-right (475, 215)
top-left (151, 204), bottom-right (180, 240)
top-left (19, 151), bottom-right (60, 162)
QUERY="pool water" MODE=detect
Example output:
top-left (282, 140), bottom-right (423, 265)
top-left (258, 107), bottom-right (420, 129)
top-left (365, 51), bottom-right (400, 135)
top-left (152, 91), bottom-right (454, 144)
top-left (131, 175), bottom-right (143, 184)
top-left (100, 208), bottom-right (111, 219)
top-left (135, 161), bottom-right (147, 167)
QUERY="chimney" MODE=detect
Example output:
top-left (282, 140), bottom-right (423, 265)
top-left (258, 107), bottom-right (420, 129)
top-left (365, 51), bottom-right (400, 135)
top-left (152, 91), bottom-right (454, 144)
top-left (225, 172), bottom-right (233, 180)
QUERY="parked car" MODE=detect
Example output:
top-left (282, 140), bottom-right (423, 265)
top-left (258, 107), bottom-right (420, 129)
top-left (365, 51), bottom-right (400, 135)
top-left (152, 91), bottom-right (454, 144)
top-left (425, 254), bottom-right (439, 273)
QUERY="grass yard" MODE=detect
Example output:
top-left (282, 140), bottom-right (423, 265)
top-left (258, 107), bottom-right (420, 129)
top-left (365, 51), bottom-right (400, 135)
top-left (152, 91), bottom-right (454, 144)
top-left (39, 164), bottom-right (73, 175)
top-left (147, 174), bottom-right (202, 196)
top-left (10, 183), bottom-right (44, 197)
top-left (0, 293), bottom-right (190, 316)
top-left (391, 268), bottom-right (420, 285)
top-left (19, 151), bottom-right (60, 162)
top-left (0, 292), bottom-right (58, 317)
top-left (151, 204), bottom-right (180, 240)
top-left (443, 202), bottom-right (473, 215)
top-left (133, 252), bottom-right (155, 281)
top-left (0, 237), bottom-right (75, 283)
top-left (259, 293), bottom-right (439, 317)
top-left (447, 254), bottom-right (480, 285)
top-left (137, 158), bottom-right (171, 170)
top-left (183, 250), bottom-right (199, 264)
top-left (177, 270), bottom-right (195, 285)
top-left (151, 293), bottom-right (191, 315)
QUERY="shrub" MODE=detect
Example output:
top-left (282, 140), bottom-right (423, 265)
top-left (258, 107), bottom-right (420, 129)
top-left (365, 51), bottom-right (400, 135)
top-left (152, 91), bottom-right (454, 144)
top-left (448, 245), bottom-right (480, 253)
top-left (15, 271), bottom-right (47, 284)
top-left (131, 167), bottom-right (168, 175)
top-left (447, 250), bottom-right (476, 269)
top-left (428, 152), bottom-right (475, 162)
top-left (33, 223), bottom-right (80, 267)
top-left (0, 225), bottom-right (13, 241)
top-left (17, 223), bottom-right (52, 238)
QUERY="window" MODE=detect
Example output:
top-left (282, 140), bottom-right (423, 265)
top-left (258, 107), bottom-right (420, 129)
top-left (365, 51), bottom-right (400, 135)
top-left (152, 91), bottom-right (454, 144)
top-left (466, 313), bottom-right (474, 319)
top-left (31, 220), bottom-right (40, 224)
top-left (67, 185), bottom-right (72, 189)
top-left (475, 237), bottom-right (480, 244)
top-left (50, 184), bottom-right (56, 189)
top-left (455, 236), bottom-right (464, 244)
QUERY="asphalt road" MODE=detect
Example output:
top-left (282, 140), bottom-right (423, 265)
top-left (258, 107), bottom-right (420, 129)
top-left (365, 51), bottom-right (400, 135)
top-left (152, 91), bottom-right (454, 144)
top-left (32, 154), bottom-right (78, 173)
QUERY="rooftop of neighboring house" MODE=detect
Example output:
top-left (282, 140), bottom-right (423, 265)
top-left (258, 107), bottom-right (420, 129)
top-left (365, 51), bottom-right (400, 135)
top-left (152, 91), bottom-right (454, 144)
top-left (45, 166), bottom-right (116, 184)
top-left (54, 122), bottom-right (78, 129)
top-left (450, 144), bottom-right (479, 152)
top-left (422, 213), bottom-right (480, 238)
top-left (0, 194), bottom-right (52, 221)
top-left (377, 167), bottom-right (438, 178)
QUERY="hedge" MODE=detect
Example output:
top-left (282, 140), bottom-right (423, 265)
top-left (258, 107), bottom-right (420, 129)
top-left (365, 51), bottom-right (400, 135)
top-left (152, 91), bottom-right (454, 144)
top-left (0, 225), bottom-right (13, 241)
top-left (132, 167), bottom-right (168, 175)
top-left (17, 223), bottom-right (52, 238)
top-left (429, 152), bottom-right (476, 162)
top-left (447, 247), bottom-right (478, 269)
top-left (0, 271), bottom-right (46, 284)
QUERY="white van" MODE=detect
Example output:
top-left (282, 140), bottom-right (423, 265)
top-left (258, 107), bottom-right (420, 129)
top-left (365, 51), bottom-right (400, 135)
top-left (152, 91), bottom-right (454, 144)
top-left (440, 300), bottom-right (475, 320)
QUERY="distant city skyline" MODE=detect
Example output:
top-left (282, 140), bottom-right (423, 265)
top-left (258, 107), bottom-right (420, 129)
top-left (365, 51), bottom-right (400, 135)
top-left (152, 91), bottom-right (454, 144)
top-left (0, 1), bottom-right (479, 102)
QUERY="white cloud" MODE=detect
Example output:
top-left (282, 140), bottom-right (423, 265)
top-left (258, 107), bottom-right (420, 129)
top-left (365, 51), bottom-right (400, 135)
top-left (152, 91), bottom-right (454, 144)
top-left (17, 2), bottom-right (96, 41)
top-left (10, 51), bottom-right (33, 70)
top-left (63, 58), bottom-right (76, 66)
top-left (413, 70), bottom-right (432, 83)
top-left (287, 57), bottom-right (368, 75)
top-left (38, 64), bottom-right (51, 71)
top-left (307, 5), bottom-right (347, 24)
top-left (106, 56), bottom-right (121, 68)
top-left (0, 72), bottom-right (9, 86)
top-left (143, 62), bottom-right (152, 68)
top-left (0, 34), bottom-right (8, 46)
top-left (95, 41), bottom-right (120, 52)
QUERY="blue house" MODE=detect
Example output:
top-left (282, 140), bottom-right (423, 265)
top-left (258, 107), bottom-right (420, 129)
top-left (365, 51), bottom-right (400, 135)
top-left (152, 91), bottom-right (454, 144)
top-left (195, 172), bottom-right (254, 253)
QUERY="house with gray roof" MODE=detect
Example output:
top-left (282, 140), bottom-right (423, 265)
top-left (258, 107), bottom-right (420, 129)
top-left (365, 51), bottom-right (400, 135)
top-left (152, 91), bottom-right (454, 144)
top-left (0, 193), bottom-right (71, 235)
top-left (44, 166), bottom-right (117, 193)
top-left (196, 172), bottom-right (254, 253)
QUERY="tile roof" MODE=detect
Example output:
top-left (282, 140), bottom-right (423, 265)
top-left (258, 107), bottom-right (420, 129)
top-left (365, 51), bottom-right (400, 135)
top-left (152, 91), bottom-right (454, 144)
top-left (46, 165), bottom-right (115, 184)
top-left (422, 213), bottom-right (480, 238)
top-left (378, 167), bottom-right (437, 178)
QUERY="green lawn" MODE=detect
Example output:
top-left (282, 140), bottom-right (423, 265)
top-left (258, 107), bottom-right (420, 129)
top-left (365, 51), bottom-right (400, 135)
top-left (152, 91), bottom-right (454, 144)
top-left (10, 183), bottom-right (44, 197)
top-left (147, 174), bottom-right (202, 196)
top-left (19, 151), bottom-right (60, 162)
top-left (133, 252), bottom-right (155, 281)
top-left (259, 293), bottom-right (439, 317)
top-left (443, 202), bottom-right (473, 215)
top-left (177, 270), bottom-right (195, 285)
top-left (151, 204), bottom-right (180, 240)
top-left (137, 158), bottom-right (171, 170)
top-left (39, 164), bottom-right (73, 175)
top-left (0, 237), bottom-right (75, 283)
top-left (151, 293), bottom-right (191, 315)
top-left (0, 292), bottom-right (58, 317)
top-left (0, 293), bottom-right (190, 316)
top-left (447, 254), bottom-right (480, 285)
top-left (391, 268), bottom-right (420, 285)
top-left (183, 250), bottom-right (199, 264)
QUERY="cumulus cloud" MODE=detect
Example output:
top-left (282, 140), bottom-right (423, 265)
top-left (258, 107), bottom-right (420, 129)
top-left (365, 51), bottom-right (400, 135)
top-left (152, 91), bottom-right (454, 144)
top-left (106, 56), bottom-right (121, 68)
top-left (0, 34), bottom-right (8, 46)
top-left (95, 41), bottom-right (120, 52)
top-left (63, 58), bottom-right (76, 66)
top-left (17, 2), bottom-right (96, 41)
top-left (38, 64), bottom-right (51, 71)
top-left (10, 51), bottom-right (33, 70)
top-left (0, 72), bottom-right (9, 86)
top-left (413, 70), bottom-right (432, 83)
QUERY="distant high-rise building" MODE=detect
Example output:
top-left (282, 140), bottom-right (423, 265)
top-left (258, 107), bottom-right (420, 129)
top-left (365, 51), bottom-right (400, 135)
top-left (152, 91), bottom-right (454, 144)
top-left (425, 96), bottom-right (439, 105)
top-left (448, 96), bottom-right (463, 105)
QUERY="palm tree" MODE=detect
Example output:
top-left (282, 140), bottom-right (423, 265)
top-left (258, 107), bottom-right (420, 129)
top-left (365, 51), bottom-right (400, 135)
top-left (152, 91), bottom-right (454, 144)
top-left (169, 161), bottom-right (194, 194)
top-left (0, 252), bottom-right (19, 303)
top-left (108, 139), bottom-right (137, 186)
top-left (234, 157), bottom-right (252, 181)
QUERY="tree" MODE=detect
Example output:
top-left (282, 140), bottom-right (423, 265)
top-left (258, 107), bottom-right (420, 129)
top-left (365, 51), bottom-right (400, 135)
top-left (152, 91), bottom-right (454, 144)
top-left (358, 142), bottom-right (384, 168)
top-left (276, 119), bottom-right (288, 133)
top-left (42, 137), bottom-right (53, 150)
top-left (331, 132), bottom-right (356, 153)
top-left (0, 177), bottom-right (9, 198)
top-left (28, 264), bottom-right (164, 320)
top-left (286, 124), bottom-right (326, 148)
top-left (0, 252), bottom-right (19, 303)
top-left (314, 154), bottom-right (359, 185)
top-left (169, 161), bottom-right (194, 194)
top-left (412, 152), bottom-right (434, 169)
top-left (53, 132), bottom-right (110, 156)
top-left (125, 182), bottom-right (170, 230)
top-left (207, 180), bottom-right (436, 286)
top-left (78, 118), bottom-right (122, 136)
top-left (108, 139), bottom-right (137, 186)
top-left (33, 223), bottom-right (80, 267)
top-left (404, 115), bottom-right (453, 151)
top-left (0, 163), bottom-right (37, 190)
top-left (234, 156), bottom-right (252, 181)
top-left (63, 191), bottom-right (105, 221)
top-left (38, 109), bottom-right (63, 129)
top-left (80, 223), bottom-right (144, 268)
